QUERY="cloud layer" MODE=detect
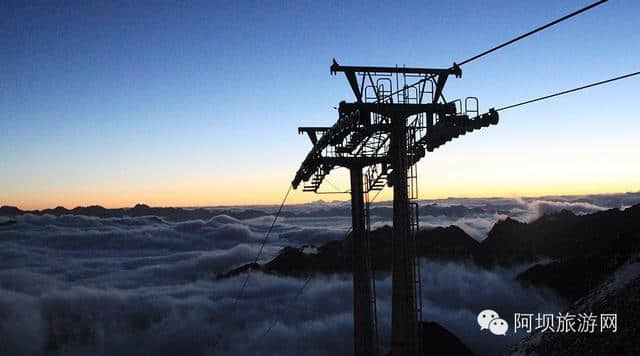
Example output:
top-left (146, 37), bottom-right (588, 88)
top-left (0, 193), bottom-right (637, 355)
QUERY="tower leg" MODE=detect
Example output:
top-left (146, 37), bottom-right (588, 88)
top-left (350, 166), bottom-right (376, 356)
top-left (390, 116), bottom-right (419, 356)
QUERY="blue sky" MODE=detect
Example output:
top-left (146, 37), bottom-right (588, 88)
top-left (2, 0), bottom-right (639, 209)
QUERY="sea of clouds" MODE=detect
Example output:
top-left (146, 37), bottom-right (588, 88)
top-left (0, 193), bottom-right (638, 355)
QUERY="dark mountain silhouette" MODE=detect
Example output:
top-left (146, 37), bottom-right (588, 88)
top-left (217, 225), bottom-right (481, 279)
top-left (507, 253), bottom-right (640, 355)
top-left (218, 204), bottom-right (640, 298)
top-left (0, 204), bottom-right (271, 221)
top-left (416, 225), bottom-right (480, 261)
top-left (216, 203), bottom-right (640, 355)
top-left (0, 205), bottom-right (22, 216)
top-left (516, 229), bottom-right (640, 302)
top-left (0, 202), bottom-right (491, 221)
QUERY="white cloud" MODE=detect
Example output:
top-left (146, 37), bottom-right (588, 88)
top-left (0, 193), bottom-right (636, 355)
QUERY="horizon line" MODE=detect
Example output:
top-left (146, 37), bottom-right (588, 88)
top-left (3, 190), bottom-right (639, 212)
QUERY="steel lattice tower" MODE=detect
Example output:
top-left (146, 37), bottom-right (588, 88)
top-left (292, 60), bottom-right (498, 356)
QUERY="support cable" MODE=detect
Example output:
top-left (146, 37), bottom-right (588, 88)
top-left (318, 176), bottom-right (350, 194)
top-left (243, 3), bottom-right (610, 353)
top-left (496, 71), bottom-right (640, 112)
top-left (241, 228), bottom-right (352, 355)
top-left (457, 0), bottom-right (608, 66)
top-left (242, 186), bottom-right (388, 354)
top-left (241, 275), bottom-right (313, 356)
top-left (211, 184), bottom-right (293, 353)
top-left (369, 187), bottom-right (385, 204)
top-left (377, 0), bottom-right (609, 104)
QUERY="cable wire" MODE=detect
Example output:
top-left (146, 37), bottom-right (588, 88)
top-left (370, 188), bottom-right (385, 204)
top-left (319, 177), bottom-right (350, 194)
top-left (210, 184), bottom-right (293, 354)
top-left (378, 0), bottom-right (609, 103)
top-left (218, 2), bottom-right (613, 353)
top-left (496, 71), bottom-right (640, 112)
top-left (241, 227), bottom-right (353, 355)
top-left (241, 274), bottom-right (313, 356)
top-left (242, 186), bottom-right (388, 354)
top-left (458, 0), bottom-right (608, 66)
top-left (251, 3), bottom-right (610, 353)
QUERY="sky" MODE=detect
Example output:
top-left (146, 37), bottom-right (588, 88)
top-left (2, 0), bottom-right (639, 210)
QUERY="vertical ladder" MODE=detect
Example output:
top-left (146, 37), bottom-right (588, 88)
top-left (410, 201), bottom-right (421, 352)
top-left (364, 174), bottom-right (380, 356)
top-left (407, 120), bottom-right (422, 354)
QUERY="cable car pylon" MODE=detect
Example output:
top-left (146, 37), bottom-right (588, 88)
top-left (292, 60), bottom-right (498, 356)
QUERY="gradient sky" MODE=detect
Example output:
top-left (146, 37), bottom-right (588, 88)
top-left (2, 0), bottom-right (639, 210)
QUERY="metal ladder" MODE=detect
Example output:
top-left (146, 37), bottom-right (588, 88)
top-left (410, 201), bottom-right (422, 353)
top-left (365, 164), bottom-right (389, 192)
top-left (303, 166), bottom-right (328, 192)
top-left (364, 175), bottom-right (381, 356)
top-left (407, 121), bottom-right (422, 353)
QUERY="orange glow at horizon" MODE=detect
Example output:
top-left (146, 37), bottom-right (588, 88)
top-left (3, 140), bottom-right (639, 211)
top-left (3, 180), bottom-right (638, 211)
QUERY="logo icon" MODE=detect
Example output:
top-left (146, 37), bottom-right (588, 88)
top-left (477, 309), bottom-right (508, 336)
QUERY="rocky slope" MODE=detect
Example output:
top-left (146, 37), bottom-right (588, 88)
top-left (219, 204), bottom-right (640, 283)
top-left (506, 252), bottom-right (640, 355)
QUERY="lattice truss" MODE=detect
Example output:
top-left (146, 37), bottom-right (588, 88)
top-left (292, 60), bottom-right (499, 193)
